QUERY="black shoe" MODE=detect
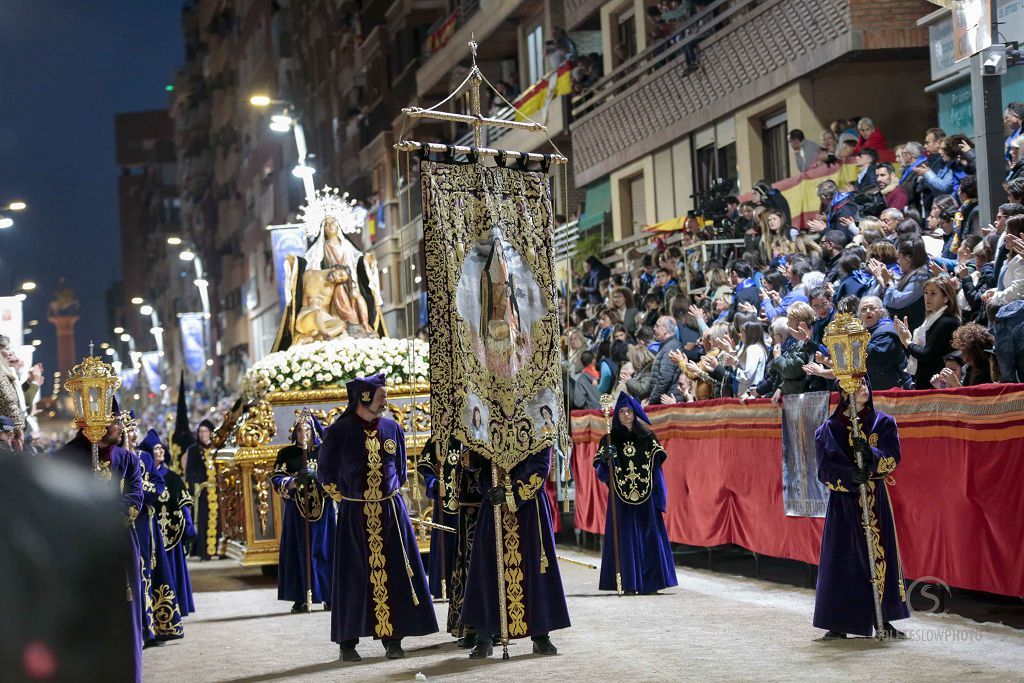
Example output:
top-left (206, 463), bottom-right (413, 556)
top-left (384, 639), bottom-right (405, 659)
top-left (291, 601), bottom-right (308, 613)
top-left (142, 639), bottom-right (165, 649)
top-left (881, 623), bottom-right (907, 640)
top-left (469, 640), bottom-right (493, 659)
top-left (339, 645), bottom-right (361, 662)
top-left (820, 631), bottom-right (847, 641)
top-left (532, 635), bottom-right (557, 655)
top-left (323, 602), bottom-right (331, 612)
top-left (456, 635), bottom-right (474, 648)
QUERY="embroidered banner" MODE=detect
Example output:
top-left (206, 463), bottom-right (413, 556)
top-left (421, 159), bottom-right (564, 472)
top-left (179, 313), bottom-right (207, 374)
top-left (780, 391), bottom-right (830, 517)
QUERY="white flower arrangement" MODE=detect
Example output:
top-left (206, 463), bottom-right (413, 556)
top-left (241, 338), bottom-right (430, 399)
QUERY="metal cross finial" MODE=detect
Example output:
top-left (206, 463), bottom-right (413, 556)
top-left (469, 36), bottom-right (478, 68)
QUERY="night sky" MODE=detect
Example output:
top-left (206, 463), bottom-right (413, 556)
top-left (0, 1), bottom-right (183, 381)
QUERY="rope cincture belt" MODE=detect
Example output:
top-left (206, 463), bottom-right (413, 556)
top-left (336, 489), bottom-right (401, 504)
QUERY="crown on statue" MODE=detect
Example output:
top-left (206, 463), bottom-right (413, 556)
top-left (298, 187), bottom-right (366, 239)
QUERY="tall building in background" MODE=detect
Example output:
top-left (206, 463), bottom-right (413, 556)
top-left (113, 108), bottom-right (181, 396)
top-left (171, 0), bottom-right (298, 393)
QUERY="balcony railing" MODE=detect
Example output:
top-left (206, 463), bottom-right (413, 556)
top-left (422, 0), bottom-right (479, 60)
top-left (572, 0), bottom-right (752, 121)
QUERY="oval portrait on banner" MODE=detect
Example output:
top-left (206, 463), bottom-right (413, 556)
top-left (455, 225), bottom-right (544, 377)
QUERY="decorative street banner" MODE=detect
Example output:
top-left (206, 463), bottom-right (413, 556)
top-left (421, 159), bottom-right (564, 472)
top-left (780, 390), bottom-right (830, 517)
top-left (120, 367), bottom-right (138, 392)
top-left (140, 352), bottom-right (163, 395)
top-left (179, 313), bottom-right (207, 374)
top-left (270, 226), bottom-right (307, 313)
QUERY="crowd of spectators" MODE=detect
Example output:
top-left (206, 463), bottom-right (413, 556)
top-left (565, 111), bottom-right (1024, 411)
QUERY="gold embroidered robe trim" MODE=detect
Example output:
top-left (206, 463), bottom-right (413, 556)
top-left (501, 506), bottom-right (528, 637)
top-left (517, 473), bottom-right (545, 502)
top-left (865, 481), bottom-right (887, 604)
top-left (599, 440), bottom-right (661, 505)
top-left (363, 429), bottom-right (393, 638)
top-left (826, 480), bottom-right (850, 493)
top-left (151, 584), bottom-right (183, 638)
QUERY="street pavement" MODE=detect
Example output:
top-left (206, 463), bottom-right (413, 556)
top-left (145, 551), bottom-right (1024, 682)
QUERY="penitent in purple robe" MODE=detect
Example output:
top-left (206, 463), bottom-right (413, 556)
top-left (271, 444), bottom-right (336, 606)
top-left (135, 450), bottom-right (184, 641)
top-left (54, 434), bottom-right (144, 683)
top-left (154, 464), bottom-right (196, 616)
top-left (813, 394), bottom-right (910, 637)
top-left (317, 413), bottom-right (438, 643)
top-left (462, 448), bottom-right (571, 640)
top-left (594, 430), bottom-right (677, 595)
top-left (415, 437), bottom-right (460, 600)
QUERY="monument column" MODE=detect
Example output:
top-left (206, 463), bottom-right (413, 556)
top-left (47, 279), bottom-right (81, 378)
top-left (49, 314), bottom-right (79, 377)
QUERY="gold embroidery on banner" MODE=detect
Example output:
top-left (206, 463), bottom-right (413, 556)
top-left (421, 161), bottom-right (567, 473)
top-left (502, 505), bottom-right (527, 637)
top-left (517, 473), bottom-right (545, 502)
top-left (363, 429), bottom-right (393, 638)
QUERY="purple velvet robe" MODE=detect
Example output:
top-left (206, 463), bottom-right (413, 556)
top-left (813, 405), bottom-right (911, 636)
top-left (415, 441), bottom-right (460, 600)
top-left (462, 448), bottom-right (571, 639)
top-left (317, 414), bottom-right (438, 643)
top-left (594, 428), bottom-right (677, 594)
top-left (136, 452), bottom-right (183, 640)
top-left (154, 465), bottom-right (195, 616)
top-left (271, 444), bottom-right (336, 605)
top-left (446, 459), bottom-right (483, 638)
top-left (54, 435), bottom-right (144, 683)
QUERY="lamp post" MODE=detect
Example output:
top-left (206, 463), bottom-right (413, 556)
top-left (64, 352), bottom-right (121, 473)
top-left (249, 95), bottom-right (316, 203)
top-left (0, 200), bottom-right (26, 230)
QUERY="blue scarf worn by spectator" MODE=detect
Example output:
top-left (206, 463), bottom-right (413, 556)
top-left (899, 154), bottom-right (929, 185)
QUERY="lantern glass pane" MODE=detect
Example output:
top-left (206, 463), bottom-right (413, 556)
top-left (851, 339), bottom-right (865, 373)
top-left (833, 342), bottom-right (848, 373)
top-left (87, 387), bottom-right (100, 416)
top-left (74, 392), bottom-right (84, 417)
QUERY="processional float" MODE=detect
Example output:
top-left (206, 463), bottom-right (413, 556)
top-left (396, 39), bottom-right (572, 659)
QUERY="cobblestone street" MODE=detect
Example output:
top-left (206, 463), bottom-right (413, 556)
top-left (146, 551), bottom-right (1024, 682)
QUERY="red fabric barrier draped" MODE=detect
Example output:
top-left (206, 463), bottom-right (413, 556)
top-left (572, 385), bottom-right (1024, 597)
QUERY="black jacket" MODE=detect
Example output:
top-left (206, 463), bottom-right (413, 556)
top-left (906, 313), bottom-right (959, 390)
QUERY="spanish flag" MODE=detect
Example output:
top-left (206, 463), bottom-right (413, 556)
top-left (514, 62), bottom-right (574, 121)
top-left (427, 12), bottom-right (457, 54)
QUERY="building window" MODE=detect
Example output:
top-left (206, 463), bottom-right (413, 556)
top-left (526, 25), bottom-right (544, 84)
top-left (625, 174), bottom-right (646, 237)
top-left (762, 111), bottom-right (790, 184)
top-left (615, 9), bottom-right (637, 68)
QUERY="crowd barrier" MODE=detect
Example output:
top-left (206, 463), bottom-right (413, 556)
top-left (570, 384), bottom-right (1024, 597)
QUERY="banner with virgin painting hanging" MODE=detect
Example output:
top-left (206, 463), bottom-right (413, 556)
top-left (421, 158), bottom-right (564, 472)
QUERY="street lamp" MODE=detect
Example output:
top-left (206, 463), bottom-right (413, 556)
top-left (14, 293), bottom-right (26, 302)
top-left (20, 281), bottom-right (36, 291)
top-left (113, 326), bottom-right (124, 334)
top-left (5, 201), bottom-right (26, 212)
top-left (31, 339), bottom-right (41, 347)
top-left (0, 218), bottom-right (13, 230)
top-left (120, 333), bottom-right (131, 342)
top-left (179, 249), bottom-right (196, 261)
top-left (131, 296), bottom-right (144, 305)
top-left (139, 304), bottom-right (153, 316)
top-left (248, 94), bottom-right (315, 203)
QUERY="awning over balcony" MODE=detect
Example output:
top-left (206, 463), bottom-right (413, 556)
top-left (578, 179), bottom-right (610, 230)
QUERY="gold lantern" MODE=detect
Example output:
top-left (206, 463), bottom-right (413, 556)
top-left (65, 354), bottom-right (122, 472)
top-left (822, 313), bottom-right (870, 395)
